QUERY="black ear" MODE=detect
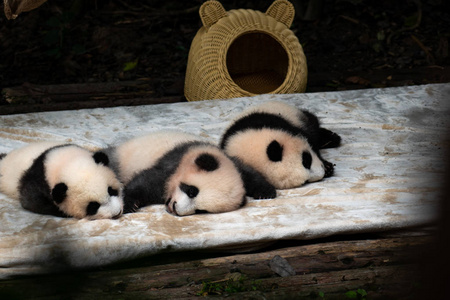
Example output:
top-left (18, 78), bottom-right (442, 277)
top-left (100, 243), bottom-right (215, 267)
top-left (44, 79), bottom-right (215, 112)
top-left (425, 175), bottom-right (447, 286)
top-left (195, 153), bottom-right (219, 171)
top-left (93, 151), bottom-right (109, 166)
top-left (267, 140), bottom-right (283, 162)
top-left (52, 183), bottom-right (68, 204)
top-left (318, 128), bottom-right (341, 149)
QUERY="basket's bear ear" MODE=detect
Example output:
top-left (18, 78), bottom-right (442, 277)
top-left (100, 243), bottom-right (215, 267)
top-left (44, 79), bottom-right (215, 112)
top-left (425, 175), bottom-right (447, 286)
top-left (199, 0), bottom-right (227, 29)
top-left (266, 0), bottom-right (295, 28)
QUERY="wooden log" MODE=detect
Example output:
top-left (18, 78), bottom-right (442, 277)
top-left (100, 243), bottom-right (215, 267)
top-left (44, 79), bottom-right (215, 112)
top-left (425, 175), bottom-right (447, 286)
top-left (1, 81), bottom-right (156, 104)
top-left (0, 233), bottom-right (438, 299)
top-left (0, 96), bottom-right (185, 115)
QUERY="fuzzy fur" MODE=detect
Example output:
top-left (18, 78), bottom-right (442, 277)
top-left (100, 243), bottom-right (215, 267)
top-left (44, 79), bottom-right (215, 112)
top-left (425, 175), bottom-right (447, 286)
top-left (220, 101), bottom-right (341, 189)
top-left (108, 131), bottom-right (276, 216)
top-left (0, 142), bottom-right (123, 219)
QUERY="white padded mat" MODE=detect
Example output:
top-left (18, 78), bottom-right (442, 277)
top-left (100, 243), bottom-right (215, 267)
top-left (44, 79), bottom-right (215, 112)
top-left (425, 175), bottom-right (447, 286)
top-left (0, 84), bottom-right (448, 279)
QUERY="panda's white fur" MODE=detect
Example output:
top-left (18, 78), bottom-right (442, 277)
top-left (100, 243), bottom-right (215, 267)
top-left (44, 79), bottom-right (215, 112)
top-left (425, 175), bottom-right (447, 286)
top-left (107, 131), bottom-right (275, 216)
top-left (220, 101), bottom-right (341, 189)
top-left (114, 131), bottom-right (199, 184)
top-left (0, 142), bottom-right (124, 219)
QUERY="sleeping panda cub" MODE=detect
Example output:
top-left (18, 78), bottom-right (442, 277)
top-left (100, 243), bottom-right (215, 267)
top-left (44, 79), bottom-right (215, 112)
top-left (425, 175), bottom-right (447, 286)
top-left (0, 142), bottom-right (124, 219)
top-left (105, 131), bottom-right (276, 216)
top-left (220, 101), bottom-right (341, 189)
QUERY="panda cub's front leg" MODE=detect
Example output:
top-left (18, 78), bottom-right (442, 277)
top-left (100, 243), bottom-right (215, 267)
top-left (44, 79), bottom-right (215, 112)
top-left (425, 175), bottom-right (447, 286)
top-left (122, 168), bottom-right (166, 213)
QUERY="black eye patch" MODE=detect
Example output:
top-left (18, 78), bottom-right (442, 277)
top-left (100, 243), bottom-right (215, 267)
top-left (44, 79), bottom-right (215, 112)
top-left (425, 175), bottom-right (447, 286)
top-left (302, 151), bottom-right (312, 169)
top-left (267, 140), bottom-right (283, 162)
top-left (180, 183), bottom-right (199, 198)
top-left (108, 187), bottom-right (119, 197)
top-left (195, 153), bottom-right (219, 171)
top-left (86, 201), bottom-right (101, 216)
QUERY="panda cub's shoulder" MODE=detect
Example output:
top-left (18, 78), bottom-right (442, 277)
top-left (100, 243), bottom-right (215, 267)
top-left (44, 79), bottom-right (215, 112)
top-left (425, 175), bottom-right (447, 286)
top-left (0, 141), bottom-right (64, 200)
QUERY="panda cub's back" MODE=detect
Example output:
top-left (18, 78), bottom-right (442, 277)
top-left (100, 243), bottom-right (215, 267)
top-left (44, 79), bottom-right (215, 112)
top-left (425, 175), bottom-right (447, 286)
top-left (0, 141), bottom-right (64, 200)
top-left (236, 101), bottom-right (305, 128)
top-left (114, 131), bottom-right (202, 184)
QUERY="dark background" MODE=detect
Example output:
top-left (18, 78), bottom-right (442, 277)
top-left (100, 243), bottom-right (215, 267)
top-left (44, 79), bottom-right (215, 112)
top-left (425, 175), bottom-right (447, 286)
top-left (0, 1), bottom-right (449, 297)
top-left (0, 0), bottom-right (449, 111)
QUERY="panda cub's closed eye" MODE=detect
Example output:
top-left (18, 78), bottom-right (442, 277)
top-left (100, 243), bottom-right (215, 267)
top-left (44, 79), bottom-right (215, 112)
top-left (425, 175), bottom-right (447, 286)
top-left (180, 183), bottom-right (199, 198)
top-left (86, 201), bottom-right (100, 216)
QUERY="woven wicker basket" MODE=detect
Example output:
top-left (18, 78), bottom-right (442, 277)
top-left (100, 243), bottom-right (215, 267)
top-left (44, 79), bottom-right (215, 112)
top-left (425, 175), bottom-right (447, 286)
top-left (184, 0), bottom-right (307, 102)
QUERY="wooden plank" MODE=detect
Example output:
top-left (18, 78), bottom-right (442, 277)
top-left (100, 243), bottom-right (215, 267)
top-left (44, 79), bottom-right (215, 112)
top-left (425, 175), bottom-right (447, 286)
top-left (2, 81), bottom-right (155, 104)
top-left (0, 80), bottom-right (186, 115)
top-left (0, 233), bottom-right (439, 299)
top-left (0, 96), bottom-right (185, 115)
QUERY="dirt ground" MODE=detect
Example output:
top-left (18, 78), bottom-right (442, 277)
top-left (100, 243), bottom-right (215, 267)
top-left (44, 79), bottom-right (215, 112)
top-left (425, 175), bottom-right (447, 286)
top-left (0, 0), bottom-right (449, 110)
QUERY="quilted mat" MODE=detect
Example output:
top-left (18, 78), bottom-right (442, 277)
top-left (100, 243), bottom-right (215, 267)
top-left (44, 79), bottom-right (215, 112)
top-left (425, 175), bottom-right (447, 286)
top-left (0, 83), bottom-right (448, 279)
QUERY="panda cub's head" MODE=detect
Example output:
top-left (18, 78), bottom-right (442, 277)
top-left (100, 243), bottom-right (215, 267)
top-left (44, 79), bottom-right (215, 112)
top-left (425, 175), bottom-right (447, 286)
top-left (223, 128), bottom-right (325, 189)
top-left (46, 146), bottom-right (124, 219)
top-left (164, 145), bottom-right (246, 216)
top-left (220, 101), bottom-right (340, 189)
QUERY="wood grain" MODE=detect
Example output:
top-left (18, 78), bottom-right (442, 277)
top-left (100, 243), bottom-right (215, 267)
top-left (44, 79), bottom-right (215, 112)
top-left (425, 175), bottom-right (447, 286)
top-left (0, 230), bottom-right (440, 299)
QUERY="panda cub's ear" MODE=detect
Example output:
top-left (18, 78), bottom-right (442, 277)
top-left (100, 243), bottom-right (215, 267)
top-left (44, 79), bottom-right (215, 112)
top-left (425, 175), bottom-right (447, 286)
top-left (52, 183), bottom-right (68, 204)
top-left (195, 153), bottom-right (219, 171)
top-left (318, 128), bottom-right (342, 149)
top-left (93, 151), bottom-right (109, 166)
top-left (267, 140), bottom-right (283, 162)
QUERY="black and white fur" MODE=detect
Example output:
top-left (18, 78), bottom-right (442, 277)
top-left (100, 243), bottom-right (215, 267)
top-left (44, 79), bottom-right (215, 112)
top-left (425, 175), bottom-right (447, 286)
top-left (106, 131), bottom-right (275, 216)
top-left (0, 142), bottom-right (123, 219)
top-left (220, 101), bottom-right (341, 189)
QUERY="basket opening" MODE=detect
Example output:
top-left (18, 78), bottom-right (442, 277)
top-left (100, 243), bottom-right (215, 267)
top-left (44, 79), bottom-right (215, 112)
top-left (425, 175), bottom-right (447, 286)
top-left (226, 32), bottom-right (289, 94)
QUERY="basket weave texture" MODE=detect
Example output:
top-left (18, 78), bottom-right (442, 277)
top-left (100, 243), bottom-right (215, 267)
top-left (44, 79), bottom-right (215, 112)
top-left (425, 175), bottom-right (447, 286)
top-left (184, 0), bottom-right (307, 102)
top-left (3, 0), bottom-right (47, 19)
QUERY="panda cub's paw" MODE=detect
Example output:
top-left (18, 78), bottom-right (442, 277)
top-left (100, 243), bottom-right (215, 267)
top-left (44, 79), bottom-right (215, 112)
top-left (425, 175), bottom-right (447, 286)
top-left (250, 183), bottom-right (277, 200)
top-left (323, 160), bottom-right (335, 178)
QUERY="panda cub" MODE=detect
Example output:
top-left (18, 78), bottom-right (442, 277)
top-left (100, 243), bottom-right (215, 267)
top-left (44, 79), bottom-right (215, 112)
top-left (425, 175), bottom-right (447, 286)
top-left (220, 101), bottom-right (341, 189)
top-left (0, 142), bottom-right (124, 219)
top-left (105, 131), bottom-right (276, 216)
